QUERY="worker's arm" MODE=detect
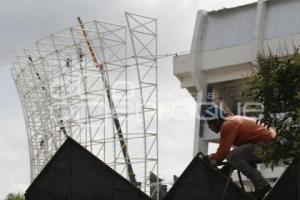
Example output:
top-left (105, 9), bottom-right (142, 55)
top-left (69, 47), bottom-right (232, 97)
top-left (209, 120), bottom-right (239, 161)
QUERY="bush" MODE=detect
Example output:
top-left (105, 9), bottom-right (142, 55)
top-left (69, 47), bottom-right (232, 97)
top-left (4, 193), bottom-right (24, 200)
top-left (244, 48), bottom-right (300, 167)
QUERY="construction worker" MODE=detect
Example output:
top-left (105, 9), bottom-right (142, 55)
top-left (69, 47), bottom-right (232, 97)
top-left (66, 57), bottom-right (72, 67)
top-left (78, 47), bottom-right (84, 62)
top-left (203, 106), bottom-right (275, 199)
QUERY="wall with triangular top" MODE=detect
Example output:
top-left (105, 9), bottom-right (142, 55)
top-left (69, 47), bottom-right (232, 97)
top-left (25, 137), bottom-right (151, 200)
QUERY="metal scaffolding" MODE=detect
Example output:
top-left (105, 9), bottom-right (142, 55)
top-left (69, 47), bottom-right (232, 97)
top-left (11, 13), bottom-right (159, 198)
top-left (125, 12), bottom-right (159, 197)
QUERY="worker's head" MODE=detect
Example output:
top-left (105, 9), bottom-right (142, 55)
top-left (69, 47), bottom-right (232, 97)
top-left (203, 106), bottom-right (228, 133)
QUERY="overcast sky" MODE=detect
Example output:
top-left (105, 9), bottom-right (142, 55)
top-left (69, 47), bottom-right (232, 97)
top-left (0, 0), bottom-right (257, 198)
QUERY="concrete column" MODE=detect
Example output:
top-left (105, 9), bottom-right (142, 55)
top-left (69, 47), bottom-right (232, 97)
top-left (193, 90), bottom-right (208, 155)
top-left (190, 10), bottom-right (210, 155)
top-left (253, 0), bottom-right (267, 57)
top-left (191, 10), bottom-right (207, 52)
top-left (190, 10), bottom-right (208, 92)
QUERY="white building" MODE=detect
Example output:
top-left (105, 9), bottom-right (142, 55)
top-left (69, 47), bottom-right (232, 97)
top-left (173, 0), bottom-right (300, 186)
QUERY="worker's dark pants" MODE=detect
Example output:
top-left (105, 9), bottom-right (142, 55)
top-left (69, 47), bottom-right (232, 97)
top-left (226, 144), bottom-right (269, 190)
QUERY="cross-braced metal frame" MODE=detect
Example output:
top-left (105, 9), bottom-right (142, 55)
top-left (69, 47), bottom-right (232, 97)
top-left (11, 13), bottom-right (159, 198)
top-left (126, 12), bottom-right (159, 198)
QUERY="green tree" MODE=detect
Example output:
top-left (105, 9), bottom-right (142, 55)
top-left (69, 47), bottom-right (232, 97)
top-left (4, 192), bottom-right (25, 200)
top-left (244, 48), bottom-right (300, 167)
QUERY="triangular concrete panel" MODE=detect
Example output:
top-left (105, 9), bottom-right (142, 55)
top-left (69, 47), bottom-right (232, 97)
top-left (163, 153), bottom-right (254, 200)
top-left (25, 137), bottom-right (151, 200)
top-left (265, 161), bottom-right (298, 200)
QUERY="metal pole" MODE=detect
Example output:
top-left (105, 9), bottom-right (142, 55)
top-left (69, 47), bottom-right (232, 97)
top-left (297, 159), bottom-right (300, 200)
top-left (221, 168), bottom-right (234, 200)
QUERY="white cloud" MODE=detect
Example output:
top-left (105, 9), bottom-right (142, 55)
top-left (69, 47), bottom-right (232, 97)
top-left (7, 182), bottom-right (27, 195)
top-left (177, 0), bottom-right (194, 8)
top-left (147, 0), bottom-right (160, 4)
top-left (0, 114), bottom-right (29, 199)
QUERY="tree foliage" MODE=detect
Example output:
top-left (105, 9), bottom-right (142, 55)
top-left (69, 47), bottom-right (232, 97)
top-left (244, 49), bottom-right (300, 167)
top-left (4, 193), bottom-right (25, 200)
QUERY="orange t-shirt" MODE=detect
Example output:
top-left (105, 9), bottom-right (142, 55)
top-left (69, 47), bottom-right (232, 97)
top-left (210, 115), bottom-right (276, 161)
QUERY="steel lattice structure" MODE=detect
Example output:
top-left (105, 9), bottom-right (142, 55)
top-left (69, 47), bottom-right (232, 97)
top-left (11, 13), bottom-right (159, 198)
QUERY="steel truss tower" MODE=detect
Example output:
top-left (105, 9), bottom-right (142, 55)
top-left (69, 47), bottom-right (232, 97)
top-left (11, 13), bottom-right (159, 198)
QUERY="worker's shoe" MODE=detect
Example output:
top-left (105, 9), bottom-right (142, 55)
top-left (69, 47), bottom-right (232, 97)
top-left (254, 184), bottom-right (271, 199)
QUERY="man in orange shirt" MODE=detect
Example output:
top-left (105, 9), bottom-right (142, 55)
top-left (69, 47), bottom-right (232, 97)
top-left (203, 106), bottom-right (275, 198)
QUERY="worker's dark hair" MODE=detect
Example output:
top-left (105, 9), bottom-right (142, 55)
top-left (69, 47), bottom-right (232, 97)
top-left (203, 106), bottom-right (228, 121)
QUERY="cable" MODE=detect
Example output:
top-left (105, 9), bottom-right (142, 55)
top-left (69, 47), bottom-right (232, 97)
top-left (156, 50), bottom-right (191, 59)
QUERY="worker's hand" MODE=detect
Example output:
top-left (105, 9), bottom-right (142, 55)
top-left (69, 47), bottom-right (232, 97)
top-left (202, 154), bottom-right (210, 163)
top-left (201, 154), bottom-right (218, 168)
top-left (210, 160), bottom-right (218, 168)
